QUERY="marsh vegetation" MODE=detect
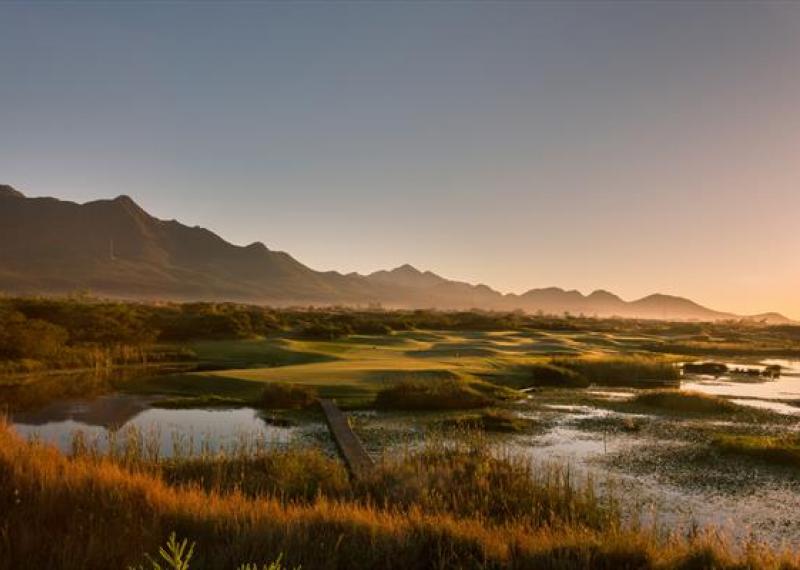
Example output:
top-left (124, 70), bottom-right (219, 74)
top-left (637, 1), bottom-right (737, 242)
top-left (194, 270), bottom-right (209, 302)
top-left (2, 298), bottom-right (800, 568)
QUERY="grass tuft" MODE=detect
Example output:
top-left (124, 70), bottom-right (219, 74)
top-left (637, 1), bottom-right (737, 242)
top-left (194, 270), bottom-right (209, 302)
top-left (712, 434), bottom-right (800, 467)
top-left (374, 379), bottom-right (492, 410)
top-left (632, 390), bottom-right (740, 415)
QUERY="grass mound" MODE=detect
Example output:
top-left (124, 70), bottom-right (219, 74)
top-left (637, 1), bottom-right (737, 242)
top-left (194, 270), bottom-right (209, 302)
top-left (523, 362), bottom-right (589, 388)
top-left (374, 379), bottom-right (492, 410)
top-left (712, 434), bottom-right (800, 467)
top-left (553, 356), bottom-right (680, 387)
top-left (632, 390), bottom-right (740, 415)
top-left (514, 356), bottom-right (679, 390)
top-left (258, 383), bottom-right (318, 410)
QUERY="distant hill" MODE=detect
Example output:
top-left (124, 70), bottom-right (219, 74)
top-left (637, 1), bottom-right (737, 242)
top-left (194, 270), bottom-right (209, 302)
top-left (0, 185), bottom-right (790, 323)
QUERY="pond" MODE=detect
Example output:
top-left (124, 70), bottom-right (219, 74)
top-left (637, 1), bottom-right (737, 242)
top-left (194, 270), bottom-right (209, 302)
top-left (11, 395), bottom-right (311, 455)
top-left (681, 359), bottom-right (800, 415)
top-left (2, 367), bottom-right (326, 456)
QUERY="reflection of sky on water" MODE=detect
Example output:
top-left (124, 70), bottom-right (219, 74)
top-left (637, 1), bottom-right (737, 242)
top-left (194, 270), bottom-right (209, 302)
top-left (11, 394), bottom-right (308, 455)
top-left (681, 359), bottom-right (800, 414)
top-left (510, 402), bottom-right (800, 548)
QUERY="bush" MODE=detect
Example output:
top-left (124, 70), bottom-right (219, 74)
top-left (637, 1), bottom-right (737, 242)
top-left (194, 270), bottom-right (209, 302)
top-left (0, 311), bottom-right (69, 360)
top-left (259, 383), bottom-right (318, 409)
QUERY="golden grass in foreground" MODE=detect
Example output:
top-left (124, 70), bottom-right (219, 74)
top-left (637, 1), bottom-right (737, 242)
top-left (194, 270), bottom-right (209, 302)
top-left (1, 422), bottom-right (798, 569)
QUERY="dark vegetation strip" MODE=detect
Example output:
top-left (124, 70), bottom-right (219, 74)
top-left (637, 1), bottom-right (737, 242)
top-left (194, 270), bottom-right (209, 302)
top-left (3, 296), bottom-right (799, 375)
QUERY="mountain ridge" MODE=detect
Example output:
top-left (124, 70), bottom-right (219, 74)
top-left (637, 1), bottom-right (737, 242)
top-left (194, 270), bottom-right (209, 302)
top-left (0, 185), bottom-right (792, 323)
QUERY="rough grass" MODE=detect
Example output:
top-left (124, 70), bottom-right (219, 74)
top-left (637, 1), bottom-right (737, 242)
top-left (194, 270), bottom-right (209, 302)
top-left (508, 356), bottom-right (680, 390)
top-left (552, 356), bottom-right (680, 387)
top-left (712, 434), bottom-right (800, 467)
top-left (160, 448), bottom-right (350, 501)
top-left (1, 421), bottom-right (799, 569)
top-left (374, 379), bottom-right (492, 410)
top-left (151, 395), bottom-right (250, 409)
top-left (258, 383), bottom-right (318, 410)
top-left (631, 390), bottom-right (742, 415)
top-left (521, 362), bottom-right (589, 388)
top-left (443, 410), bottom-right (533, 433)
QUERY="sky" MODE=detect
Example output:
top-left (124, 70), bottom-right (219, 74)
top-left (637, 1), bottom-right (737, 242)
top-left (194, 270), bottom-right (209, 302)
top-left (1, 2), bottom-right (798, 318)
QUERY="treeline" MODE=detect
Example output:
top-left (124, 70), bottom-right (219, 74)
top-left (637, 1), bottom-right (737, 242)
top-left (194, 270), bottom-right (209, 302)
top-left (1, 296), bottom-right (795, 372)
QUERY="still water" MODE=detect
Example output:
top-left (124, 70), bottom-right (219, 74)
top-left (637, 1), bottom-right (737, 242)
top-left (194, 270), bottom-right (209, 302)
top-left (2, 367), bottom-right (324, 455)
top-left (11, 395), bottom-right (305, 455)
top-left (681, 359), bottom-right (800, 414)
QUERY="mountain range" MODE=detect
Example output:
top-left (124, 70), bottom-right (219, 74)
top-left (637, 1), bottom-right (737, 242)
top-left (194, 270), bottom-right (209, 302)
top-left (0, 184), bottom-right (791, 323)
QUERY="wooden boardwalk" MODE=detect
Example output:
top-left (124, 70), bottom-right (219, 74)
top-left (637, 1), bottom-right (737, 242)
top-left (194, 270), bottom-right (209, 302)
top-left (318, 398), bottom-right (374, 478)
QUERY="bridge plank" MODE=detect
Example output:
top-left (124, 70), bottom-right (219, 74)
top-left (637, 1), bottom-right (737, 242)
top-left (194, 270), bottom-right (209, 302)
top-left (318, 398), bottom-right (374, 478)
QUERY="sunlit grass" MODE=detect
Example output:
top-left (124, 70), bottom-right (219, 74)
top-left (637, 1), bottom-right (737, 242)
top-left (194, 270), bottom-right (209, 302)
top-left (2, 420), bottom-right (799, 569)
top-left (712, 434), bottom-right (800, 467)
top-left (632, 390), bottom-right (742, 414)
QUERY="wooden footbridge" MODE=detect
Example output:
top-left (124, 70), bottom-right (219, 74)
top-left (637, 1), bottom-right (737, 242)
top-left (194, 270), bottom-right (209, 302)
top-left (318, 399), bottom-right (374, 478)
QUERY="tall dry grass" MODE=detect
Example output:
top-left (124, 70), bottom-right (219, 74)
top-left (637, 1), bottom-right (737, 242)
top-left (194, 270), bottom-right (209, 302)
top-left (1, 419), bottom-right (798, 569)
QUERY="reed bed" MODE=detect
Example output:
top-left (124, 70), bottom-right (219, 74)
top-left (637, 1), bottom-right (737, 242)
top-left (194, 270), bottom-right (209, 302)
top-left (1, 419), bottom-right (798, 569)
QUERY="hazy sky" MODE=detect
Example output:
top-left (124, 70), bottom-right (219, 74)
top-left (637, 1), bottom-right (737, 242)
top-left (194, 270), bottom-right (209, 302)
top-left (1, 2), bottom-right (798, 317)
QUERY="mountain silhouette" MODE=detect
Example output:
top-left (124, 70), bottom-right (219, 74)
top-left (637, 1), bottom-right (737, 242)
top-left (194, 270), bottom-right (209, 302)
top-left (0, 185), bottom-right (790, 323)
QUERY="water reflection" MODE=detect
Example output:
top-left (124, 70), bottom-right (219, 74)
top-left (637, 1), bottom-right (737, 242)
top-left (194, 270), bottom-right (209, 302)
top-left (0, 365), bottom-right (194, 413)
top-left (13, 405), bottom-right (301, 456)
top-left (681, 359), bottom-right (800, 414)
top-left (2, 366), bottom-right (322, 456)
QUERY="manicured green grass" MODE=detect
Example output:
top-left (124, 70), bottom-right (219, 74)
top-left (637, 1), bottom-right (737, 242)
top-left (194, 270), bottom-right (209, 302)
top-left (188, 338), bottom-right (337, 369)
top-left (135, 334), bottom-right (530, 407)
top-left (116, 333), bottom-right (762, 413)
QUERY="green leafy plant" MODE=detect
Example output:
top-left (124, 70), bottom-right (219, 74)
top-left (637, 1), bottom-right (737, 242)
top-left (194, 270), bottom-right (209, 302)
top-left (130, 532), bottom-right (194, 570)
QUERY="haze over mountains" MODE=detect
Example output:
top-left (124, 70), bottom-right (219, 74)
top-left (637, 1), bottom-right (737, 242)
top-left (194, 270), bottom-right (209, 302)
top-left (0, 185), bottom-right (790, 323)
